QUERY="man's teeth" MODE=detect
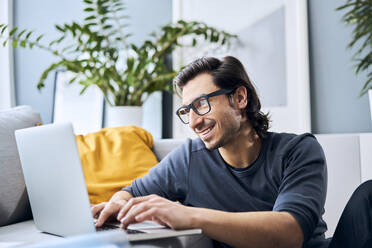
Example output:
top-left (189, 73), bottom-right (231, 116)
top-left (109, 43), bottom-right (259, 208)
top-left (203, 127), bottom-right (212, 135)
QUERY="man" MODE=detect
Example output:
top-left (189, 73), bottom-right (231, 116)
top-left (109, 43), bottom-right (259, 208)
top-left (92, 56), bottom-right (370, 248)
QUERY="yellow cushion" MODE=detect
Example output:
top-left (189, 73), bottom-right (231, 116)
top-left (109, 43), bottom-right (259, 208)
top-left (76, 126), bottom-right (158, 204)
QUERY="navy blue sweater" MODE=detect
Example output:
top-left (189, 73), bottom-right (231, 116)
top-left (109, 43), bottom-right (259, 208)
top-left (124, 132), bottom-right (329, 248)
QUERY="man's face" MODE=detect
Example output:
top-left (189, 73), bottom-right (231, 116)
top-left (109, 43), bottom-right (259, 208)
top-left (181, 73), bottom-right (244, 150)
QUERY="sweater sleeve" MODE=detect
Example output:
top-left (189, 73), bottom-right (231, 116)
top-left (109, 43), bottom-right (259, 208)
top-left (273, 134), bottom-right (327, 243)
top-left (123, 139), bottom-right (191, 202)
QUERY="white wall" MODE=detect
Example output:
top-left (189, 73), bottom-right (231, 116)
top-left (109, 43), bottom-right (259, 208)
top-left (0, 0), bottom-right (15, 109)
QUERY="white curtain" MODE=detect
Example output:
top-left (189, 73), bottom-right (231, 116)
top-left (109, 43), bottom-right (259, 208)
top-left (0, 0), bottom-right (15, 109)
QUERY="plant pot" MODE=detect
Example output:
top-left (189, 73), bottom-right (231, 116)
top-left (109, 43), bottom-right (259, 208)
top-left (104, 105), bottom-right (142, 128)
top-left (369, 89), bottom-right (372, 122)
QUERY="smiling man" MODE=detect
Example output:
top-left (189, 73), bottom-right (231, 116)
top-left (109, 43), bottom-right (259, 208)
top-left (92, 56), bottom-right (329, 248)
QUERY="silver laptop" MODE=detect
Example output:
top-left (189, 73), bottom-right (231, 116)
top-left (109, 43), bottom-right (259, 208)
top-left (15, 122), bottom-right (201, 241)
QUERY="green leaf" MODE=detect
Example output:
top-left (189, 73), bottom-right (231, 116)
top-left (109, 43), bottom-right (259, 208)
top-left (83, 0), bottom-right (93, 4)
top-left (49, 40), bottom-right (57, 46)
top-left (17, 29), bottom-right (27, 38)
top-left (84, 7), bottom-right (95, 12)
top-left (20, 40), bottom-right (27, 48)
top-left (360, 77), bottom-right (372, 96)
top-left (103, 25), bottom-right (112, 30)
top-left (79, 84), bottom-right (90, 95)
top-left (56, 35), bottom-right (66, 44)
top-left (61, 44), bottom-right (74, 52)
top-left (114, 7), bottom-right (124, 12)
top-left (9, 27), bottom-right (18, 36)
top-left (38, 62), bottom-right (64, 90)
top-left (12, 40), bottom-right (18, 48)
top-left (25, 31), bottom-right (33, 39)
top-left (55, 25), bottom-right (64, 32)
top-left (36, 34), bottom-right (43, 42)
top-left (178, 20), bottom-right (187, 25)
top-left (1, 25), bottom-right (7, 34)
top-left (84, 15), bottom-right (96, 21)
top-left (101, 17), bottom-right (109, 23)
top-left (68, 76), bottom-right (78, 84)
top-left (85, 22), bottom-right (97, 27)
top-left (126, 57), bottom-right (135, 71)
top-left (2, 40), bottom-right (7, 46)
top-left (192, 38), bottom-right (197, 46)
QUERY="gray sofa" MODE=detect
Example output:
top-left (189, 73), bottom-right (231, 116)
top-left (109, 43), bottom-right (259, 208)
top-left (1, 106), bottom-right (372, 246)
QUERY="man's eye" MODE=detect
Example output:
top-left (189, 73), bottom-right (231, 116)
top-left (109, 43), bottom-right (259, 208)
top-left (199, 99), bottom-right (208, 106)
top-left (195, 98), bottom-right (208, 109)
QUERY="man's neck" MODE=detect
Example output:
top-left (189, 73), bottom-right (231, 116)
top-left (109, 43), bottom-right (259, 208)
top-left (218, 125), bottom-right (262, 169)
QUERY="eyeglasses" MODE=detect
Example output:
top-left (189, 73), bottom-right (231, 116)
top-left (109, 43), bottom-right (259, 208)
top-left (176, 88), bottom-right (235, 124)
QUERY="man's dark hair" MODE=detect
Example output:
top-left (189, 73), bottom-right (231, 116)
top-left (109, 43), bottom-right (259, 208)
top-left (173, 56), bottom-right (270, 138)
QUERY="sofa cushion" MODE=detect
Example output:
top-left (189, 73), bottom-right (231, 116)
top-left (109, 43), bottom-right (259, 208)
top-left (153, 139), bottom-right (185, 161)
top-left (76, 126), bottom-right (159, 204)
top-left (0, 105), bottom-right (42, 227)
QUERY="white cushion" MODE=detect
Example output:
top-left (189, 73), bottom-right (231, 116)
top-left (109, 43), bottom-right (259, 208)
top-left (153, 139), bottom-right (185, 161)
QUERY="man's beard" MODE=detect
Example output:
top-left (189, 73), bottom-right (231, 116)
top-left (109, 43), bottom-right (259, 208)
top-left (204, 125), bottom-right (239, 150)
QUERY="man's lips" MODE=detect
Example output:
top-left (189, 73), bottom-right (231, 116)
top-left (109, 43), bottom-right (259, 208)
top-left (197, 123), bottom-right (215, 140)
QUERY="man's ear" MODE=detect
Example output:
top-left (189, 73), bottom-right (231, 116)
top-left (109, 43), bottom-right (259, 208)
top-left (234, 86), bottom-right (248, 110)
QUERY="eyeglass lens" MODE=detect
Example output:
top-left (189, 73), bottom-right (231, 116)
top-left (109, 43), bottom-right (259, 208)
top-left (178, 97), bottom-right (211, 124)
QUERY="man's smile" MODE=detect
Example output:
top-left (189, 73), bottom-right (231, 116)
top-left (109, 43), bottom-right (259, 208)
top-left (197, 122), bottom-right (216, 141)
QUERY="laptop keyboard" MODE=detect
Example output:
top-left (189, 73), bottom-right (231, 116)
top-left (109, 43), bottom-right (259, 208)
top-left (127, 229), bottom-right (145, 234)
top-left (96, 224), bottom-right (118, 231)
top-left (96, 224), bottom-right (145, 234)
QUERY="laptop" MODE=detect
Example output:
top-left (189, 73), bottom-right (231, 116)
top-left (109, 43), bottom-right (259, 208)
top-left (14, 122), bottom-right (201, 241)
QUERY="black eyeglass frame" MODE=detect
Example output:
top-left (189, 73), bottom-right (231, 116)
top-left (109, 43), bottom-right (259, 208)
top-left (176, 88), bottom-right (236, 124)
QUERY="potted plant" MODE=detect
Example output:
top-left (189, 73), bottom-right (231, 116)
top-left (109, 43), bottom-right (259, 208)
top-left (337, 0), bottom-right (372, 121)
top-left (0, 0), bottom-right (236, 127)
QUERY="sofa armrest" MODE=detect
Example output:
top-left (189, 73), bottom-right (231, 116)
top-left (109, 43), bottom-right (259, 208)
top-left (0, 106), bottom-right (42, 227)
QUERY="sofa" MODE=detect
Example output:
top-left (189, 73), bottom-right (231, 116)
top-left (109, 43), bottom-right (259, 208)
top-left (0, 105), bottom-right (371, 247)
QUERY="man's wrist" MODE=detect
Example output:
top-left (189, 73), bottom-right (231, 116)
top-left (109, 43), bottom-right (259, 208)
top-left (188, 206), bottom-right (206, 229)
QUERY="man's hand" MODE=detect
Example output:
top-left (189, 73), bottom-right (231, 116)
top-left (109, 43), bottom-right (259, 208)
top-left (117, 194), bottom-right (194, 230)
top-left (91, 200), bottom-right (127, 227)
top-left (91, 190), bottom-right (133, 227)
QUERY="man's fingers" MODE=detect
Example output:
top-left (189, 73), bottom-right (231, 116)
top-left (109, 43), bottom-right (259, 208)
top-left (96, 208), bottom-right (112, 227)
top-left (91, 202), bottom-right (106, 219)
top-left (119, 201), bottom-right (148, 226)
top-left (117, 196), bottom-right (152, 221)
top-left (117, 201), bottom-right (131, 221)
top-left (95, 203), bottom-right (120, 227)
top-left (120, 201), bottom-right (165, 229)
top-left (134, 208), bottom-right (159, 223)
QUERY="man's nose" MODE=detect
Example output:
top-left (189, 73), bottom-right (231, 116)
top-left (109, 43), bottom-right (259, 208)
top-left (188, 109), bottom-right (202, 129)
